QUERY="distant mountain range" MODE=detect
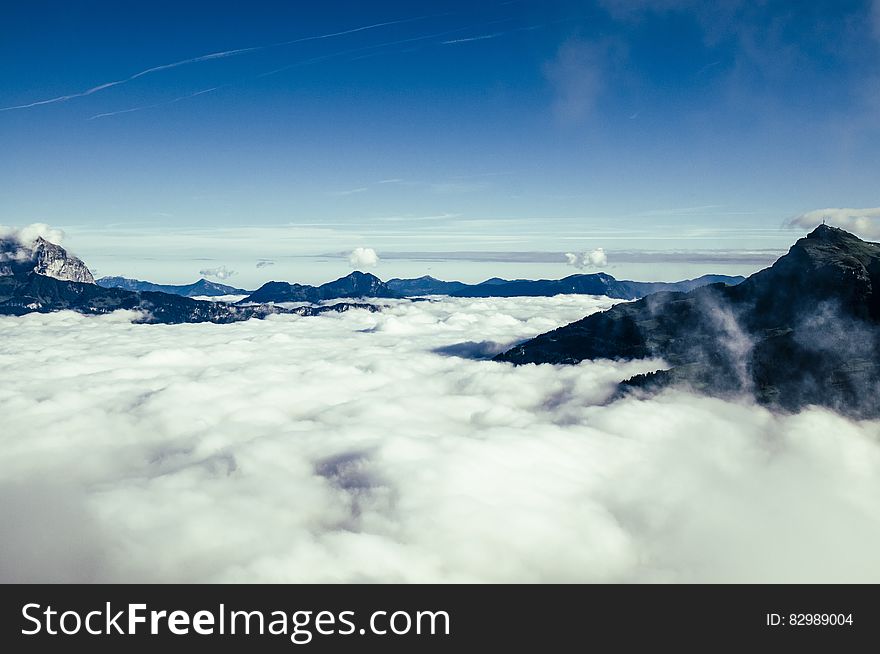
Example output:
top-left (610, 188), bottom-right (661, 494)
top-left (0, 232), bottom-right (748, 323)
top-left (240, 272), bottom-right (744, 304)
top-left (496, 225), bottom-right (880, 418)
top-left (386, 273), bottom-right (745, 300)
top-left (241, 271), bottom-right (400, 304)
top-left (97, 276), bottom-right (250, 297)
top-left (0, 238), bottom-right (379, 323)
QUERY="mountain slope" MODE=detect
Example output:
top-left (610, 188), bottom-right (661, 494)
top-left (495, 226), bottom-right (880, 418)
top-left (97, 276), bottom-right (249, 297)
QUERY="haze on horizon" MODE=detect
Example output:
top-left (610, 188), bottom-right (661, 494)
top-left (2, 0), bottom-right (880, 285)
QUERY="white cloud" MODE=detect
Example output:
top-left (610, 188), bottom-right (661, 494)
top-left (1, 295), bottom-right (879, 583)
top-left (348, 247), bottom-right (379, 268)
top-left (564, 248), bottom-right (608, 270)
top-left (0, 222), bottom-right (65, 247)
top-left (199, 265), bottom-right (237, 280)
top-left (787, 207), bottom-right (880, 240)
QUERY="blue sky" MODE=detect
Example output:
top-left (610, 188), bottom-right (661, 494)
top-left (2, 0), bottom-right (880, 285)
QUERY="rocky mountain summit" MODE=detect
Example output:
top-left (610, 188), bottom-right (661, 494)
top-left (1, 236), bottom-right (94, 283)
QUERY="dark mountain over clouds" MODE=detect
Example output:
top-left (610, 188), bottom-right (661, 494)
top-left (497, 225), bottom-right (880, 418)
top-left (444, 273), bottom-right (744, 300)
top-left (240, 271), bottom-right (401, 304)
top-left (97, 276), bottom-right (250, 297)
top-left (248, 272), bottom-right (744, 303)
top-left (386, 276), bottom-right (470, 296)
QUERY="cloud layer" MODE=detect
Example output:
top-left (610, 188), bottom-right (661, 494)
top-left (787, 208), bottom-right (880, 240)
top-left (1, 296), bottom-right (879, 583)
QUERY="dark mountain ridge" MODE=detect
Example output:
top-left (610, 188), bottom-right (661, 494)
top-left (495, 225), bottom-right (880, 418)
top-left (245, 271), bottom-right (744, 303)
top-left (240, 271), bottom-right (401, 304)
top-left (97, 276), bottom-right (249, 297)
top-left (447, 272), bottom-right (744, 299)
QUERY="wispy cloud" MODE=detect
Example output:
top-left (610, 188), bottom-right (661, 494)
top-left (328, 187), bottom-right (370, 197)
top-left (373, 249), bottom-right (781, 265)
top-left (441, 33), bottom-right (503, 45)
top-left (543, 39), bottom-right (608, 124)
top-left (0, 14), bottom-right (441, 112)
top-left (255, 17), bottom-right (518, 80)
top-left (88, 87), bottom-right (220, 120)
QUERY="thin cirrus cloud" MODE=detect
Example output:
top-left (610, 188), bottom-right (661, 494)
top-left (374, 249), bottom-right (780, 265)
top-left (2, 296), bottom-right (879, 582)
top-left (88, 87), bottom-right (220, 120)
top-left (441, 32), bottom-right (504, 45)
top-left (0, 13), bottom-right (443, 113)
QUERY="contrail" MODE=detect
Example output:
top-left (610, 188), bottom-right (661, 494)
top-left (86, 18), bottom-right (519, 120)
top-left (0, 14), bottom-right (441, 112)
top-left (88, 87), bottom-right (221, 120)
top-left (256, 17), bottom-right (517, 78)
top-left (442, 23), bottom-right (551, 46)
top-left (441, 33), bottom-right (503, 44)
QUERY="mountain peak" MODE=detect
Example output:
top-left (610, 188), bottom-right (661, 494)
top-left (805, 223), bottom-right (865, 244)
top-left (345, 270), bottom-right (380, 280)
top-left (787, 224), bottom-right (880, 270)
top-left (1, 234), bottom-right (94, 284)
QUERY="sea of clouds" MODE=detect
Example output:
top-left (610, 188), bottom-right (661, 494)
top-left (2, 295), bottom-right (880, 583)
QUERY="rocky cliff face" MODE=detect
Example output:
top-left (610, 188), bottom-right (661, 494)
top-left (0, 236), bottom-right (95, 284)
